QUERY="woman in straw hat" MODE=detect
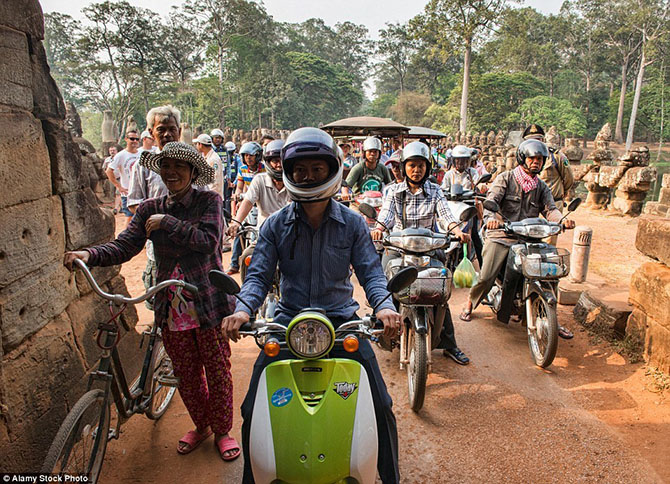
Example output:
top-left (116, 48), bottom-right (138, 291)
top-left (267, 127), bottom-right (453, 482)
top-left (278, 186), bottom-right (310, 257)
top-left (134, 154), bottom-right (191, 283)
top-left (64, 142), bottom-right (240, 461)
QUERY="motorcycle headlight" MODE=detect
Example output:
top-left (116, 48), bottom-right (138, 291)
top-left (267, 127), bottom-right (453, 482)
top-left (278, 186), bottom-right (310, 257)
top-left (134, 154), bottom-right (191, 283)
top-left (286, 312), bottom-right (335, 359)
top-left (512, 224), bottom-right (561, 238)
top-left (391, 236), bottom-right (435, 251)
top-left (364, 197), bottom-right (382, 208)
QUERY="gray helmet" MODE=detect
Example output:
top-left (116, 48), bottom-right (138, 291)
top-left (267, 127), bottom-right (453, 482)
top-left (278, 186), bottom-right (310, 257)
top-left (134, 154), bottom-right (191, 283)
top-left (517, 139), bottom-right (548, 174)
top-left (263, 139), bottom-right (285, 180)
top-left (210, 128), bottom-right (224, 138)
top-left (362, 137), bottom-right (383, 152)
top-left (281, 127), bottom-right (343, 203)
top-left (402, 141), bottom-right (431, 186)
top-left (224, 141), bottom-right (236, 152)
top-left (239, 141), bottom-right (263, 164)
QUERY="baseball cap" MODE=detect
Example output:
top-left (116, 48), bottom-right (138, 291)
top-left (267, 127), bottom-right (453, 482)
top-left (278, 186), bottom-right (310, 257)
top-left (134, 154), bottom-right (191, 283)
top-left (192, 134), bottom-right (213, 146)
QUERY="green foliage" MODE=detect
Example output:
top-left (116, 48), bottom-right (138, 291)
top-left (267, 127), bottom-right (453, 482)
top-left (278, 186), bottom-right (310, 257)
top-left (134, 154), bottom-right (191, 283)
top-left (387, 91), bottom-right (432, 126)
top-left (364, 93), bottom-right (397, 118)
top-left (516, 96), bottom-right (587, 136)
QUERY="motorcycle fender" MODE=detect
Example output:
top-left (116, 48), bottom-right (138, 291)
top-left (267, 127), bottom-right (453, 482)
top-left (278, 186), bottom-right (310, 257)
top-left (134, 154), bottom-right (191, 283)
top-left (252, 359), bottom-right (377, 484)
top-left (523, 280), bottom-right (557, 306)
top-left (411, 307), bottom-right (428, 335)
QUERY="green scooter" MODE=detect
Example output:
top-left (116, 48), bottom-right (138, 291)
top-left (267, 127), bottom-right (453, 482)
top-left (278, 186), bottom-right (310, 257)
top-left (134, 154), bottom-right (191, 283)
top-left (209, 267), bottom-right (416, 484)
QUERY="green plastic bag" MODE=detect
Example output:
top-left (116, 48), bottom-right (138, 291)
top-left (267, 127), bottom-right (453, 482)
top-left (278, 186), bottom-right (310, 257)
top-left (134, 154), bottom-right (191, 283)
top-left (453, 245), bottom-right (478, 288)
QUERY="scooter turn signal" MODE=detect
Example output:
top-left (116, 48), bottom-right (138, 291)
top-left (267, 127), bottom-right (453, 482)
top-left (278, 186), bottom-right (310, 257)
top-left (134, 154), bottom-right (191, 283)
top-left (264, 338), bottom-right (280, 357)
top-left (343, 335), bottom-right (359, 353)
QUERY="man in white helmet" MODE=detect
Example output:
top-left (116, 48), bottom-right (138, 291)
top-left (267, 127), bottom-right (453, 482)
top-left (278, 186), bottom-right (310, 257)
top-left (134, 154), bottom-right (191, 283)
top-left (372, 141), bottom-right (472, 366)
top-left (222, 127), bottom-right (403, 484)
top-left (342, 136), bottom-right (392, 197)
top-left (441, 145), bottom-right (480, 192)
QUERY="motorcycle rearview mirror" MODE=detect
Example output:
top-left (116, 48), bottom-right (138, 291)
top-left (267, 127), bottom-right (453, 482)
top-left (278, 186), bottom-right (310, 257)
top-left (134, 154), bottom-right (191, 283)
top-left (483, 200), bottom-right (500, 213)
top-left (208, 270), bottom-right (255, 313)
top-left (459, 206), bottom-right (478, 222)
top-left (373, 267), bottom-right (418, 313)
top-left (566, 197), bottom-right (582, 212)
top-left (477, 173), bottom-right (492, 185)
top-left (358, 202), bottom-right (378, 221)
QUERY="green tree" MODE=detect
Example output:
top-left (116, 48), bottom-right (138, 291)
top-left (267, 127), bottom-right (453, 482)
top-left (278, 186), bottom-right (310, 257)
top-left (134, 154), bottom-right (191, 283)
top-left (377, 22), bottom-right (416, 95)
top-left (516, 95), bottom-right (587, 136)
top-left (414, 0), bottom-right (509, 132)
top-left (387, 91), bottom-right (432, 125)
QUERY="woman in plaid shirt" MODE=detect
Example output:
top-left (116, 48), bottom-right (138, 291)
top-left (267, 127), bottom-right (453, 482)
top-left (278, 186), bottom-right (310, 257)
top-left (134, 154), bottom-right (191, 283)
top-left (63, 142), bottom-right (241, 461)
top-left (371, 141), bottom-right (472, 365)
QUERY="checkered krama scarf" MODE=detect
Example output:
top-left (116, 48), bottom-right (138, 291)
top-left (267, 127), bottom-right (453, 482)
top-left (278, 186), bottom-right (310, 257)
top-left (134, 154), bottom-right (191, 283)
top-left (513, 165), bottom-right (538, 193)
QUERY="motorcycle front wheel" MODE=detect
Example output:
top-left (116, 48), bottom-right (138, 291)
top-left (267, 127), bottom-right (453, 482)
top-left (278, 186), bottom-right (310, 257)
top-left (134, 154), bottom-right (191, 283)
top-left (526, 293), bottom-right (558, 368)
top-left (407, 329), bottom-right (427, 412)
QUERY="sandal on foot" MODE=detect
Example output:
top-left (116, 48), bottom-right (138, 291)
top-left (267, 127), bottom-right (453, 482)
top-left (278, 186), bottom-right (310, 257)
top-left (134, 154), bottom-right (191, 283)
top-left (177, 429), bottom-right (213, 455)
top-left (459, 308), bottom-right (472, 322)
top-left (558, 325), bottom-right (574, 340)
top-left (444, 347), bottom-right (470, 365)
top-left (216, 436), bottom-right (241, 462)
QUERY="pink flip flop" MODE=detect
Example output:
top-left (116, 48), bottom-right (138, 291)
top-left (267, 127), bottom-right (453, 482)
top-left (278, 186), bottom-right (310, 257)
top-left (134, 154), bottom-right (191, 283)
top-left (177, 429), bottom-right (213, 455)
top-left (216, 436), bottom-right (241, 461)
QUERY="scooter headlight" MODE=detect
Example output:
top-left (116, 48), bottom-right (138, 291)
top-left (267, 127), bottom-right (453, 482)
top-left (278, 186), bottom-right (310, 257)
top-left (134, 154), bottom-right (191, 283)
top-left (512, 224), bottom-right (561, 238)
top-left (286, 312), bottom-right (335, 359)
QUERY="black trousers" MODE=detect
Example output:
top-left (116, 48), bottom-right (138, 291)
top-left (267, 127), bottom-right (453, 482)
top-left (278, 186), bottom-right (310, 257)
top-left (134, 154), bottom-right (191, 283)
top-left (240, 336), bottom-right (400, 484)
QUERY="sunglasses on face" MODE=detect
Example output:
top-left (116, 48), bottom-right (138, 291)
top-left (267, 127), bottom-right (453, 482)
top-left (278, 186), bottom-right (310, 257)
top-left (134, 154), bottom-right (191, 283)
top-left (127, 137), bottom-right (139, 141)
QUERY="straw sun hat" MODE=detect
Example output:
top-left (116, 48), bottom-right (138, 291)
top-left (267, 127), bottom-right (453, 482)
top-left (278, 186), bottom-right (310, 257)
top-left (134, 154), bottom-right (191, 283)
top-left (140, 141), bottom-right (214, 186)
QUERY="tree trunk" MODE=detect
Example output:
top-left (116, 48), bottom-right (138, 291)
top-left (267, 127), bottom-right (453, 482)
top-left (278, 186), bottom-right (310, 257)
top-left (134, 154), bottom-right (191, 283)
top-left (459, 40), bottom-right (472, 133)
top-left (658, 61), bottom-right (665, 161)
top-left (218, 44), bottom-right (224, 84)
top-left (615, 59), bottom-right (629, 144)
top-left (626, 47), bottom-right (647, 151)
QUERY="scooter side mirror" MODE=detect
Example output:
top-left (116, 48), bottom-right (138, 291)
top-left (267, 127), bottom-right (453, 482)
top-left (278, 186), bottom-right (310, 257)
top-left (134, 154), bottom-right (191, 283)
top-left (459, 206), bottom-right (478, 222)
top-left (208, 270), bottom-right (241, 295)
top-left (477, 173), bottom-right (492, 185)
top-left (387, 266), bottom-right (418, 293)
top-left (483, 200), bottom-right (500, 213)
top-left (358, 202), bottom-right (378, 221)
top-left (566, 197), bottom-right (582, 212)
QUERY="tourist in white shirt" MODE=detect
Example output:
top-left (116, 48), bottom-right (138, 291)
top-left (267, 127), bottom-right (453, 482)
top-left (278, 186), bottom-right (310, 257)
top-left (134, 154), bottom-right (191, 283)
top-left (105, 130), bottom-right (140, 220)
top-left (194, 133), bottom-right (225, 198)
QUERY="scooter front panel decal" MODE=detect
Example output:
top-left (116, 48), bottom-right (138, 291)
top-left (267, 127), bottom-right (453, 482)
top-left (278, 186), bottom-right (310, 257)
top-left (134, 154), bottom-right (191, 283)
top-left (271, 387), bottom-right (293, 407)
top-left (333, 381), bottom-right (358, 400)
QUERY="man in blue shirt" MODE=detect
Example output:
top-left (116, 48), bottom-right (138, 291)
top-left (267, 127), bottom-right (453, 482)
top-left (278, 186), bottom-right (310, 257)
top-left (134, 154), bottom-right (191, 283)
top-left (222, 127), bottom-right (402, 483)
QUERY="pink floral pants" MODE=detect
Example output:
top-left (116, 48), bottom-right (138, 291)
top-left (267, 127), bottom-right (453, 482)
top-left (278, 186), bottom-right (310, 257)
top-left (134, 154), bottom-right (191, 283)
top-left (162, 325), bottom-right (233, 435)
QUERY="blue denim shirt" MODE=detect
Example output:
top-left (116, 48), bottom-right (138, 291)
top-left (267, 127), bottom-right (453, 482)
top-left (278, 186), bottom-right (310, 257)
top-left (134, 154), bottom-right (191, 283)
top-left (236, 200), bottom-right (394, 325)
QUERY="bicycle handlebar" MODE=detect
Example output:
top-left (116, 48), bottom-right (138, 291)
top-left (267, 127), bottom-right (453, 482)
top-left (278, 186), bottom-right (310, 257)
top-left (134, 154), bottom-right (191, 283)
top-left (73, 258), bottom-right (198, 305)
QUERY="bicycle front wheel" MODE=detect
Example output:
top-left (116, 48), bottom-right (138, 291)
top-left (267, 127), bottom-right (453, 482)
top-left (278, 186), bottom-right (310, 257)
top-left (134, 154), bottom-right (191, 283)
top-left (146, 341), bottom-right (177, 420)
top-left (41, 389), bottom-right (110, 483)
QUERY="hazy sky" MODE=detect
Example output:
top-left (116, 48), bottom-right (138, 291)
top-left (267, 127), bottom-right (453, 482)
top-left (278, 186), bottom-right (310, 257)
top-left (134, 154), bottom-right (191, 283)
top-left (41, 0), bottom-right (564, 38)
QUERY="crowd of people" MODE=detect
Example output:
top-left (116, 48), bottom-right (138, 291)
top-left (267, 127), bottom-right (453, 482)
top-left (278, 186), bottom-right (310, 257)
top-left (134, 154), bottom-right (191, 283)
top-left (64, 105), bottom-right (575, 483)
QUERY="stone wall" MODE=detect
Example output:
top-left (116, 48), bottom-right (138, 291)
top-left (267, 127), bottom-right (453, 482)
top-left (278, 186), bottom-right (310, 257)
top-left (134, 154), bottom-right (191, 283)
top-left (628, 217), bottom-right (670, 373)
top-left (0, 1), bottom-right (141, 471)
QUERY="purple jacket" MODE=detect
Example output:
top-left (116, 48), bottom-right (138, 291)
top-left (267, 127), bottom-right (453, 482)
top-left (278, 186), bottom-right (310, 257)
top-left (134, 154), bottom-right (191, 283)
top-left (87, 188), bottom-right (233, 329)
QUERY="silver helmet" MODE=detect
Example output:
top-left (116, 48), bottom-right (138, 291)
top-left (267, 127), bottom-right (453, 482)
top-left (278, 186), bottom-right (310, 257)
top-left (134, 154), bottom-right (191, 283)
top-left (239, 141), bottom-right (263, 164)
top-left (281, 127), bottom-right (343, 203)
top-left (224, 141), bottom-right (236, 152)
top-left (362, 136), bottom-right (383, 152)
top-left (263, 139), bottom-right (285, 181)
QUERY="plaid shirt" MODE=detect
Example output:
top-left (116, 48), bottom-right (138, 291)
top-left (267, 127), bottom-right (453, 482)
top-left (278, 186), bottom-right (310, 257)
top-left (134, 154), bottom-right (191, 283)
top-left (86, 188), bottom-right (233, 330)
top-left (377, 180), bottom-right (457, 231)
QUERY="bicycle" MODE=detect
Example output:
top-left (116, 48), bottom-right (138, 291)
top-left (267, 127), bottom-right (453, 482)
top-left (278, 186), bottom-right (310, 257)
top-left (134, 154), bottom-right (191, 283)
top-left (41, 258), bottom-right (198, 482)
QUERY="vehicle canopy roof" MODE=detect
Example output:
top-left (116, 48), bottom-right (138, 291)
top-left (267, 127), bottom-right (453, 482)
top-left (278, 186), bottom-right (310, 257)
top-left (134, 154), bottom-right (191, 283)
top-left (321, 116), bottom-right (410, 138)
top-left (406, 126), bottom-right (447, 139)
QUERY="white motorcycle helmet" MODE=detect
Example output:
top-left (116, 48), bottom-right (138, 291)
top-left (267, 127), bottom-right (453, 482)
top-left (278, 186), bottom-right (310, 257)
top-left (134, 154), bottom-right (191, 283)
top-left (362, 137), bottom-right (383, 153)
top-left (281, 127), bottom-right (343, 203)
top-left (224, 141), bottom-right (236, 152)
top-left (210, 128), bottom-right (224, 138)
top-left (451, 144), bottom-right (472, 159)
top-left (402, 141), bottom-right (431, 186)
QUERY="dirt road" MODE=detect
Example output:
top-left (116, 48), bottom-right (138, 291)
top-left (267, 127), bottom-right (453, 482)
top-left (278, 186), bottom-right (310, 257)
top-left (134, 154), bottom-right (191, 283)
top-left (99, 209), bottom-right (669, 483)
